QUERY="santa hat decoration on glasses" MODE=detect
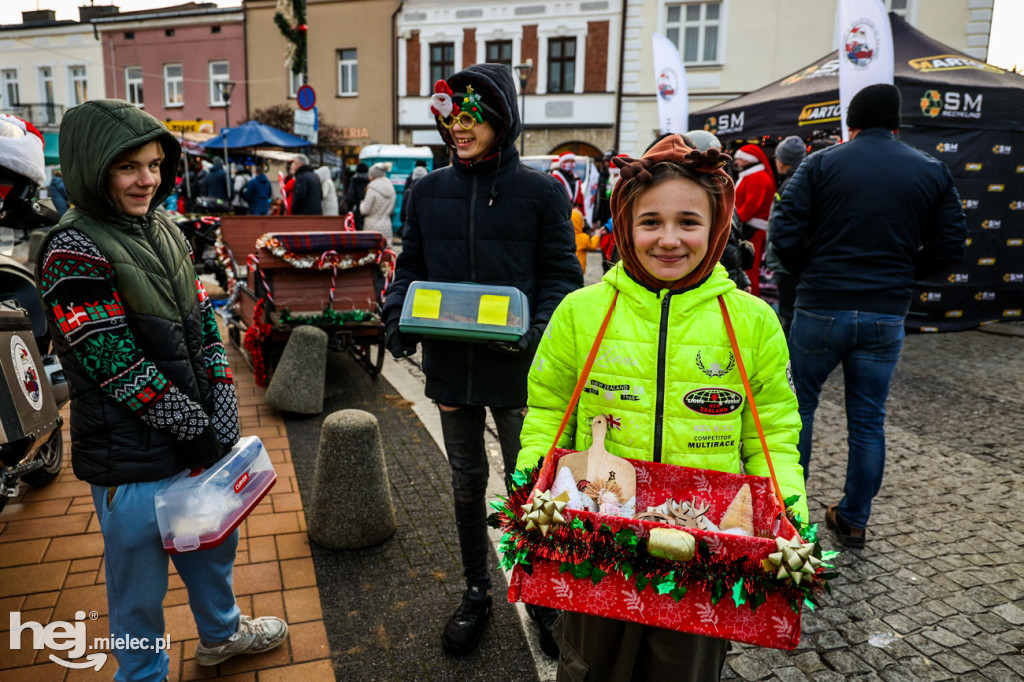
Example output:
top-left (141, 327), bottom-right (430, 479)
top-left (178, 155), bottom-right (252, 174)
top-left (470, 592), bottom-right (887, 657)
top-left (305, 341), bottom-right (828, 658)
top-left (430, 79), bottom-right (504, 146)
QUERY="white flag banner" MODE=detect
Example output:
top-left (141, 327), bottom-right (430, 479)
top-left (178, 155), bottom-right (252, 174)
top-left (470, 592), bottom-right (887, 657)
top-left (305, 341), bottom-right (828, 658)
top-left (583, 161), bottom-right (600, 225)
top-left (652, 33), bottom-right (688, 135)
top-left (838, 0), bottom-right (895, 140)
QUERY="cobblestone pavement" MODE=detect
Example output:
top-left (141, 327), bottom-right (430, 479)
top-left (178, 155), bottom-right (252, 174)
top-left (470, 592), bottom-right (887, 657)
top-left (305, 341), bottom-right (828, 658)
top-left (738, 327), bottom-right (1024, 682)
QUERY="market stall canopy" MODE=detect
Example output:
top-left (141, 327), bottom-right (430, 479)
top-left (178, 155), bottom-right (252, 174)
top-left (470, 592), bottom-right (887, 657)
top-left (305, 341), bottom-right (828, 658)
top-left (200, 120), bottom-right (310, 150)
top-left (689, 13), bottom-right (1024, 139)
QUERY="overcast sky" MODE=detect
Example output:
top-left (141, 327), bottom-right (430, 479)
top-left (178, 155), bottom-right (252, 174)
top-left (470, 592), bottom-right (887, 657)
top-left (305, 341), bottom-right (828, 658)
top-left (1, 0), bottom-right (1021, 71)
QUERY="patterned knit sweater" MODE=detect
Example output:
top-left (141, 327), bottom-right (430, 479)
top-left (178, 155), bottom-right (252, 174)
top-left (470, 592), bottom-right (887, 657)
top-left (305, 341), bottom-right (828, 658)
top-left (38, 228), bottom-right (239, 447)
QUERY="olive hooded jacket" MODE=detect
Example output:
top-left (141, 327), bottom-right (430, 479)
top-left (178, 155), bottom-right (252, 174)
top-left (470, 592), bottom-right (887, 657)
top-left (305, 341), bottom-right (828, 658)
top-left (36, 99), bottom-right (237, 485)
top-left (516, 262), bottom-right (809, 522)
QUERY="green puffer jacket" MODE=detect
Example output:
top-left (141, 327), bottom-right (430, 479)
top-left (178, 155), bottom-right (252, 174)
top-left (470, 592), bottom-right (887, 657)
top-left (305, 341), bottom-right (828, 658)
top-left (517, 262), bottom-right (808, 522)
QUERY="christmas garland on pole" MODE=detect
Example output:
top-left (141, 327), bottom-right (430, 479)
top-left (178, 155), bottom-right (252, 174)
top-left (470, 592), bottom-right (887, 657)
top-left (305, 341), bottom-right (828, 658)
top-left (274, 0), bottom-right (308, 79)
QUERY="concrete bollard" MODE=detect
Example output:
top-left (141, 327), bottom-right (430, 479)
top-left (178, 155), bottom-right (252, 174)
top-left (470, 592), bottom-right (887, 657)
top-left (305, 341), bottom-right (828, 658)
top-left (307, 409), bottom-right (397, 549)
top-left (264, 325), bottom-right (327, 414)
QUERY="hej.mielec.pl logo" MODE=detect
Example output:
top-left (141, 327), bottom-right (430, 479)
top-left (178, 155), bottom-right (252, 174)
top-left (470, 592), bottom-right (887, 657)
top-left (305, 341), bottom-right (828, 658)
top-left (9, 610), bottom-right (172, 670)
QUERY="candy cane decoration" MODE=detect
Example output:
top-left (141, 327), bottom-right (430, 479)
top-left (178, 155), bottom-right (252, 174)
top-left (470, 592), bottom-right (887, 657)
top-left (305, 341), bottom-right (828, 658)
top-left (318, 250), bottom-right (339, 308)
top-left (247, 253), bottom-right (274, 304)
top-left (377, 248), bottom-right (397, 300)
top-left (343, 212), bottom-right (356, 232)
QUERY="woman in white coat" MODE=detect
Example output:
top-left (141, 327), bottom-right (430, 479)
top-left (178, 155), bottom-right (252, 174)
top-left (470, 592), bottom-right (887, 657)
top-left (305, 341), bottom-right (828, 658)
top-left (359, 163), bottom-right (396, 242)
top-left (315, 166), bottom-right (339, 216)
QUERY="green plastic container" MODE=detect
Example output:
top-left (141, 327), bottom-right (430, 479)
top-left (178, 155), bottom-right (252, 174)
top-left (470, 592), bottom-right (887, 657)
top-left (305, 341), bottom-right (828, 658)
top-left (399, 281), bottom-right (530, 342)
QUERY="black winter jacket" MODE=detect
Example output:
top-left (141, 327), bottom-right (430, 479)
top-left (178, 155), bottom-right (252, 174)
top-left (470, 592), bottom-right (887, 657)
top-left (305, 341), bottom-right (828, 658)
top-left (290, 165), bottom-right (323, 215)
top-left (382, 63), bottom-right (583, 407)
top-left (771, 128), bottom-right (966, 316)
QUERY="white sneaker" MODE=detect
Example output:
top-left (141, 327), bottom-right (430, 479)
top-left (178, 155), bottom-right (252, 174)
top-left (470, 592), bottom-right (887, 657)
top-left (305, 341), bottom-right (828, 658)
top-left (194, 615), bottom-right (289, 666)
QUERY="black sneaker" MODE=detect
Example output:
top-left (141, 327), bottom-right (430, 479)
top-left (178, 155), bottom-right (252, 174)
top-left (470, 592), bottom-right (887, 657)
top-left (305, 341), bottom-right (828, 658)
top-left (442, 587), bottom-right (492, 655)
top-left (526, 604), bottom-right (560, 659)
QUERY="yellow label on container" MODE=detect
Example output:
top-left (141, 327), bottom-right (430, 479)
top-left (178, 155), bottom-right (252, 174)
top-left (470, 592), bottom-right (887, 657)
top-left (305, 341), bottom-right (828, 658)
top-left (411, 288), bottom-right (442, 319)
top-left (477, 295), bottom-right (510, 326)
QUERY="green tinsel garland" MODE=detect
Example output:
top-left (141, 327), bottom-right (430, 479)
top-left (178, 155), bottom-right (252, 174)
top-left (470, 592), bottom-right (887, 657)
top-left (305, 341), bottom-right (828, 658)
top-left (274, 0), bottom-right (308, 78)
top-left (279, 307), bottom-right (374, 327)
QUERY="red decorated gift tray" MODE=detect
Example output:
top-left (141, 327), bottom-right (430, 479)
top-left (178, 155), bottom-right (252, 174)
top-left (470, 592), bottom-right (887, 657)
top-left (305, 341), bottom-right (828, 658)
top-left (499, 448), bottom-right (828, 650)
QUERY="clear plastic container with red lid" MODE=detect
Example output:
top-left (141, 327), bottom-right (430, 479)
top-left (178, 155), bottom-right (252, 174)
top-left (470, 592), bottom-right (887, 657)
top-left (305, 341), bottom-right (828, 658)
top-left (155, 436), bottom-right (276, 553)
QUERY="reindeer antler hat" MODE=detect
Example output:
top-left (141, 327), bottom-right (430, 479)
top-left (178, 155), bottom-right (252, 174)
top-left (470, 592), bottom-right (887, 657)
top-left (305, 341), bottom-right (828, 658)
top-left (609, 134), bottom-right (736, 291)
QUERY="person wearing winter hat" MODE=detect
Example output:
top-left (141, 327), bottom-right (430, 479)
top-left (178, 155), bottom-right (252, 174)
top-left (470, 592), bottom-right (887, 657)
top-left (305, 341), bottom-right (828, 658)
top-left (731, 144), bottom-right (776, 297)
top-left (344, 161), bottom-right (371, 228)
top-left (34, 99), bottom-right (287, 681)
top-left (359, 162), bottom-right (396, 241)
top-left (382, 63), bottom-right (582, 659)
top-left (551, 150), bottom-right (585, 212)
top-left (771, 82), bottom-right (966, 549)
top-left (765, 136), bottom-right (808, 335)
top-left (516, 133), bottom-right (807, 680)
top-left (204, 155), bottom-right (229, 201)
top-left (315, 165), bottom-right (339, 216)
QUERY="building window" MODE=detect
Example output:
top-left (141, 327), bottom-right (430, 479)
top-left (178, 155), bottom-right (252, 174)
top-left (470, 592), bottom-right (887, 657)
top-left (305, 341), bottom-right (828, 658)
top-left (38, 66), bottom-right (54, 104)
top-left (211, 25), bottom-right (221, 33)
top-left (124, 32), bottom-right (134, 39)
top-left (430, 42), bottom-right (455, 84)
top-left (486, 40), bottom-right (513, 70)
top-left (209, 61), bottom-right (230, 105)
top-left (288, 69), bottom-right (303, 98)
top-left (338, 49), bottom-right (358, 96)
top-left (547, 37), bottom-right (576, 94)
top-left (69, 65), bottom-right (88, 105)
top-left (164, 29), bottom-right (175, 37)
top-left (666, 2), bottom-right (722, 64)
top-left (125, 65), bottom-right (144, 106)
top-left (2, 69), bottom-right (21, 107)
top-left (163, 63), bottom-right (184, 107)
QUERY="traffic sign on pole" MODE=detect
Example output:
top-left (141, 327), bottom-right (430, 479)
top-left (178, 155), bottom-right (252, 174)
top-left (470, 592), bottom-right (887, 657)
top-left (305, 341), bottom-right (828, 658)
top-left (297, 84), bottom-right (316, 111)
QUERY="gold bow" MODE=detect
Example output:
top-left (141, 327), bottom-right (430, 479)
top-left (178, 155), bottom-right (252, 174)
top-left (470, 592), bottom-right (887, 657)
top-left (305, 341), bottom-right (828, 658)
top-left (521, 490), bottom-right (570, 537)
top-left (762, 536), bottom-right (821, 585)
top-left (646, 527), bottom-right (696, 562)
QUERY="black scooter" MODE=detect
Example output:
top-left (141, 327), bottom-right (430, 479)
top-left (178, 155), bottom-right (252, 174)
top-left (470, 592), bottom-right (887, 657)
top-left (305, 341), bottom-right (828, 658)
top-left (0, 166), bottom-right (69, 513)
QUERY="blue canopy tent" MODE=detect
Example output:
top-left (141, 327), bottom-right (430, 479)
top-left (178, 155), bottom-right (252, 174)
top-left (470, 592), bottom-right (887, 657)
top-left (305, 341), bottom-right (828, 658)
top-left (199, 121), bottom-right (310, 150)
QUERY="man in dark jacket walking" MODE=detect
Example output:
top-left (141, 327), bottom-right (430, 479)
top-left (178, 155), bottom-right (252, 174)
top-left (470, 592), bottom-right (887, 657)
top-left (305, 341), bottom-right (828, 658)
top-left (382, 63), bottom-right (583, 658)
top-left (344, 161), bottom-right (370, 228)
top-left (35, 99), bottom-right (287, 681)
top-left (204, 156), bottom-right (229, 201)
top-left (286, 154), bottom-right (322, 215)
top-left (771, 84), bottom-right (966, 548)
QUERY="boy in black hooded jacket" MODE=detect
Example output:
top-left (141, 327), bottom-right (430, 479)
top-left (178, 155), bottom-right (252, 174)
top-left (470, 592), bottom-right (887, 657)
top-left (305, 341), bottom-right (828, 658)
top-left (382, 64), bottom-right (583, 657)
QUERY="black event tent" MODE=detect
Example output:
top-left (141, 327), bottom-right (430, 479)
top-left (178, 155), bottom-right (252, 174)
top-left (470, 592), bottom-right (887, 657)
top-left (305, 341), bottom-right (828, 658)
top-left (689, 13), bottom-right (1024, 332)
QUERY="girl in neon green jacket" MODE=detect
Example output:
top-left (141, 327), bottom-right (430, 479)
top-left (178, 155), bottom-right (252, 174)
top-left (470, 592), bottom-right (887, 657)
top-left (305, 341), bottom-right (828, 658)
top-left (516, 134), bottom-right (807, 681)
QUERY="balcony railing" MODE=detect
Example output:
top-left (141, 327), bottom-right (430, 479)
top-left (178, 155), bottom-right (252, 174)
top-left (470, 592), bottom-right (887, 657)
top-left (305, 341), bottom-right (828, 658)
top-left (0, 103), bottom-right (65, 129)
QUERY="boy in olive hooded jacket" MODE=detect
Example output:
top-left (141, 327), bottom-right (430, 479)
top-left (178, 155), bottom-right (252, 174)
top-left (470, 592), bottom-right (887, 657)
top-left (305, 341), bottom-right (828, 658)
top-left (36, 100), bottom-right (287, 681)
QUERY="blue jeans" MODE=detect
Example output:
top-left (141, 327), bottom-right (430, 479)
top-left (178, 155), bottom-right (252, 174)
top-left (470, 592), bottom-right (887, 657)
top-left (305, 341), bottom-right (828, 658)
top-left (91, 480), bottom-right (241, 682)
top-left (437, 404), bottom-right (525, 592)
top-left (788, 308), bottom-right (905, 529)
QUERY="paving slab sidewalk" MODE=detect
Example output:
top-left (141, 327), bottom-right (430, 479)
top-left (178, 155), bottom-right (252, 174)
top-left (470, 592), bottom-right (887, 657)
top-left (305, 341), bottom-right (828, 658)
top-left (0, 323), bottom-right (334, 682)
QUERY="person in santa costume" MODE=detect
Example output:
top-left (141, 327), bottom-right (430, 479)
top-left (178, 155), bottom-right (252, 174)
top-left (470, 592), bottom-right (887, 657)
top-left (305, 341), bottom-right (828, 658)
top-left (732, 144), bottom-right (776, 297)
top-left (551, 151), bottom-right (585, 213)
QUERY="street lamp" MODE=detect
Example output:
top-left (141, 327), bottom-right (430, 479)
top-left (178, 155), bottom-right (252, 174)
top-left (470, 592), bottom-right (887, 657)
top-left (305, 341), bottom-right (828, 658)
top-left (513, 59), bottom-right (533, 156)
top-left (217, 80), bottom-right (236, 201)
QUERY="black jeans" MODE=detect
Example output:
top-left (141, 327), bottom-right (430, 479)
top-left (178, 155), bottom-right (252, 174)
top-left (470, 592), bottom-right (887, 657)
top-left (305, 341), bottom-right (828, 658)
top-left (437, 403), bottom-right (525, 591)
